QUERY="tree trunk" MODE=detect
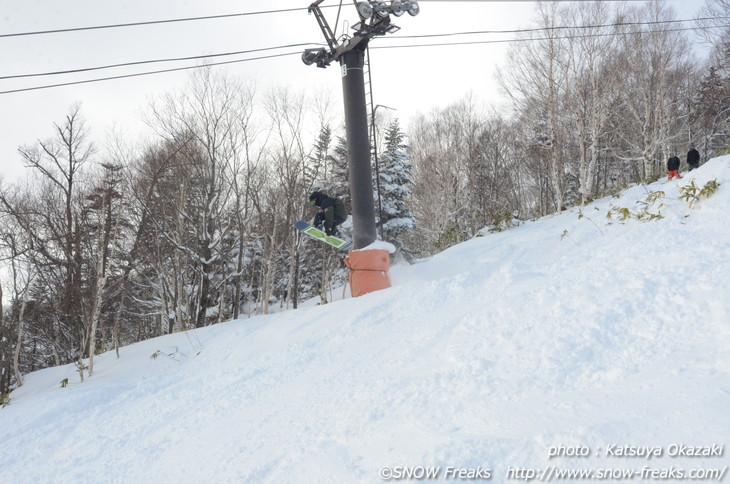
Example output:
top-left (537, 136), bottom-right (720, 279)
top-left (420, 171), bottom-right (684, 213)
top-left (261, 213), bottom-right (279, 315)
top-left (13, 300), bottom-right (27, 388)
top-left (285, 232), bottom-right (300, 310)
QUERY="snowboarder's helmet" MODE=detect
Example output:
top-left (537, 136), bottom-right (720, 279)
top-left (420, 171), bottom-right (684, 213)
top-left (309, 191), bottom-right (321, 206)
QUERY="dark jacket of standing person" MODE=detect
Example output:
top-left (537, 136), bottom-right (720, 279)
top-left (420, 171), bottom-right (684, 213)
top-left (309, 191), bottom-right (347, 236)
top-left (667, 155), bottom-right (680, 171)
top-left (667, 155), bottom-right (681, 181)
top-left (687, 145), bottom-right (700, 170)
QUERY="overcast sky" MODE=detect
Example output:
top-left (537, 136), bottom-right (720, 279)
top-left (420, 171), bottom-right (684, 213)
top-left (0, 0), bottom-right (710, 182)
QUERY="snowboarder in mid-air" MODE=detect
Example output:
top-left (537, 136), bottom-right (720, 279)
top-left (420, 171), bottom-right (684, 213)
top-left (309, 191), bottom-right (347, 236)
top-left (667, 154), bottom-right (681, 181)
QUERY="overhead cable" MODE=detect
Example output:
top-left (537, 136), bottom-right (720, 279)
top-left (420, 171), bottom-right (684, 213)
top-left (0, 43), bottom-right (321, 80)
top-left (0, 52), bottom-right (300, 95)
top-left (2, 16), bottom-right (717, 82)
top-left (0, 5), bottom-right (339, 39)
top-left (374, 24), bottom-right (730, 50)
top-left (1, 17), bottom-right (726, 96)
top-left (383, 16), bottom-right (730, 41)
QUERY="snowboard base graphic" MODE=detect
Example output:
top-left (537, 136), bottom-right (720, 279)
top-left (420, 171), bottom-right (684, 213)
top-left (295, 221), bottom-right (352, 251)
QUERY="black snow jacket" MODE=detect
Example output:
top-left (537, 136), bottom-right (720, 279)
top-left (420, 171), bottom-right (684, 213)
top-left (687, 148), bottom-right (700, 166)
top-left (309, 191), bottom-right (347, 234)
top-left (667, 156), bottom-right (680, 171)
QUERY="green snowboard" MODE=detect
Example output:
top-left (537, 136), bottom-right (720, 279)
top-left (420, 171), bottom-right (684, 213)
top-left (295, 221), bottom-right (352, 251)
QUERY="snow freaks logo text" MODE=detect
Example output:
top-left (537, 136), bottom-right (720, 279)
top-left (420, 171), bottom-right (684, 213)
top-left (379, 465), bottom-right (492, 480)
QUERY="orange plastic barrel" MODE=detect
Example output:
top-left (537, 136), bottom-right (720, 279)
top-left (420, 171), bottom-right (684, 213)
top-left (344, 249), bottom-right (391, 297)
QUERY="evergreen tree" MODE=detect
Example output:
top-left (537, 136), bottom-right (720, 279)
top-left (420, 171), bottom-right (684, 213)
top-left (695, 44), bottom-right (730, 155)
top-left (306, 125), bottom-right (332, 186)
top-left (320, 136), bottom-right (350, 201)
top-left (376, 119), bottom-right (415, 254)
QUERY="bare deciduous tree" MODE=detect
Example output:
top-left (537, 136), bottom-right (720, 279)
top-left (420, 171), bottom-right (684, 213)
top-left (14, 105), bottom-right (96, 375)
top-left (612, 1), bottom-right (691, 182)
top-left (499, 2), bottom-right (570, 212)
top-left (146, 68), bottom-right (248, 327)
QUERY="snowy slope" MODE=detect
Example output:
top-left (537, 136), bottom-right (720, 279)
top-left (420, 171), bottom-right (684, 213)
top-left (2, 158), bottom-right (729, 484)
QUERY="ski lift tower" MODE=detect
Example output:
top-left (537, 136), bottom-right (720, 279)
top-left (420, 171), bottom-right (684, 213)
top-left (303, 0), bottom-right (420, 250)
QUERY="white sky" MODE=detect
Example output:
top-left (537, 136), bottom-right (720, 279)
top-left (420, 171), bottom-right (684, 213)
top-left (0, 0), bottom-right (709, 182)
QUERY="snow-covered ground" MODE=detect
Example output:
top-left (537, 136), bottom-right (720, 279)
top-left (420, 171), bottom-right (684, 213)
top-left (2, 157), bottom-right (729, 484)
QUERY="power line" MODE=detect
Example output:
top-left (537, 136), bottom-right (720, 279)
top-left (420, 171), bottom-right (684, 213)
top-left (2, 16), bottom-right (718, 82)
top-left (0, 43), bottom-right (322, 81)
top-left (374, 24), bottom-right (729, 50)
top-left (384, 16), bottom-right (730, 41)
top-left (0, 5), bottom-right (341, 39)
top-left (0, 52), bottom-right (300, 95)
top-left (2, 2), bottom-right (704, 40)
top-left (1, 17), bottom-right (725, 96)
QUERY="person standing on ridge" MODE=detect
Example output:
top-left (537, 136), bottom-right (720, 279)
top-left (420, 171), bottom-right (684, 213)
top-left (687, 144), bottom-right (701, 171)
top-left (309, 191), bottom-right (347, 236)
top-left (667, 154), bottom-right (681, 181)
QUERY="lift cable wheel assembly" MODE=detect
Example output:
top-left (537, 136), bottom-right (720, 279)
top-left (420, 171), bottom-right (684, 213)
top-left (302, 1), bottom-right (419, 69)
